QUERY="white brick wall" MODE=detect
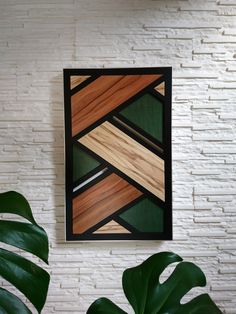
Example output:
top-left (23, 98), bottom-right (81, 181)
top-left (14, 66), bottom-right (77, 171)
top-left (0, 0), bottom-right (236, 313)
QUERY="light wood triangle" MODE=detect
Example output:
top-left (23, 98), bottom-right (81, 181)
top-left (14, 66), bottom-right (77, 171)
top-left (93, 220), bottom-right (130, 234)
top-left (70, 75), bottom-right (91, 90)
top-left (154, 81), bottom-right (165, 96)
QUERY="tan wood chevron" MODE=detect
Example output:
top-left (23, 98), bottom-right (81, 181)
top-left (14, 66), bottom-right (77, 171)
top-left (71, 74), bottom-right (162, 136)
top-left (93, 220), bottom-right (130, 234)
top-left (79, 122), bottom-right (165, 201)
top-left (70, 75), bottom-right (91, 90)
top-left (154, 81), bottom-right (165, 96)
top-left (73, 173), bottom-right (142, 234)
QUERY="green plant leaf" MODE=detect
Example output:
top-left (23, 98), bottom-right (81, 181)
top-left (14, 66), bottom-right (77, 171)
top-left (87, 252), bottom-right (222, 314)
top-left (87, 297), bottom-right (127, 314)
top-left (175, 294), bottom-right (223, 314)
top-left (146, 261), bottom-right (206, 313)
top-left (0, 220), bottom-right (49, 264)
top-left (0, 191), bottom-right (36, 224)
top-left (122, 252), bottom-right (222, 314)
top-left (0, 248), bottom-right (50, 313)
top-left (122, 252), bottom-right (182, 314)
top-left (0, 191), bottom-right (50, 313)
top-left (0, 287), bottom-right (32, 314)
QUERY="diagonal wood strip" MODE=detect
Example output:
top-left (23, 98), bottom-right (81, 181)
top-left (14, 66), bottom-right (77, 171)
top-left (112, 116), bottom-right (164, 154)
top-left (71, 74), bottom-right (162, 136)
top-left (70, 75), bottom-right (91, 90)
top-left (79, 121), bottom-right (165, 201)
top-left (73, 173), bottom-right (142, 234)
top-left (93, 220), bottom-right (131, 234)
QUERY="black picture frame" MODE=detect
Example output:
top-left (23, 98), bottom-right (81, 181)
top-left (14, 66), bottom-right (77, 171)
top-left (64, 67), bottom-right (172, 241)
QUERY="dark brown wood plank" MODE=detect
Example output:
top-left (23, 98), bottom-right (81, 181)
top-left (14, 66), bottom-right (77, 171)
top-left (72, 173), bottom-right (143, 234)
top-left (71, 74), bottom-right (162, 136)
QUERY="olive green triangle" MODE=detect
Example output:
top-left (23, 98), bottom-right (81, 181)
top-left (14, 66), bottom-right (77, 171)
top-left (119, 198), bottom-right (163, 232)
top-left (73, 144), bottom-right (100, 182)
top-left (119, 94), bottom-right (163, 143)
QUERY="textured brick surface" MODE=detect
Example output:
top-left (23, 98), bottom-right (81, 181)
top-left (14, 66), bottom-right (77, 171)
top-left (0, 0), bottom-right (236, 313)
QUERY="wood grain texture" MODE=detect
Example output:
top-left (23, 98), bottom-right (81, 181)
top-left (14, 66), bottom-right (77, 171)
top-left (112, 116), bottom-right (164, 153)
top-left (71, 74), bottom-right (162, 136)
top-left (79, 122), bottom-right (165, 201)
top-left (73, 173), bottom-right (142, 234)
top-left (93, 220), bottom-right (130, 234)
top-left (154, 81), bottom-right (165, 96)
top-left (70, 75), bottom-right (90, 90)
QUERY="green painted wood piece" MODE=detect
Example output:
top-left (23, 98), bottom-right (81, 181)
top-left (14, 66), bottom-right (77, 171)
top-left (73, 144), bottom-right (100, 182)
top-left (119, 198), bottom-right (163, 232)
top-left (119, 94), bottom-right (163, 142)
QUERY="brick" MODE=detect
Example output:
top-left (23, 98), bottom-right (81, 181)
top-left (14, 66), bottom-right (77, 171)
top-left (195, 188), bottom-right (236, 195)
top-left (193, 134), bottom-right (234, 141)
top-left (0, 1), bottom-right (235, 313)
top-left (202, 36), bottom-right (236, 43)
top-left (189, 231), bottom-right (226, 237)
top-left (194, 217), bottom-right (222, 223)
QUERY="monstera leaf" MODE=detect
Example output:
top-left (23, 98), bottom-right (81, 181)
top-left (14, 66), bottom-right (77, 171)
top-left (0, 191), bottom-right (50, 314)
top-left (87, 252), bottom-right (222, 314)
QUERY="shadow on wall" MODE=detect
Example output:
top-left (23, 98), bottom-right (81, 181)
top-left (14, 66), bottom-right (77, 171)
top-left (50, 73), bottom-right (66, 243)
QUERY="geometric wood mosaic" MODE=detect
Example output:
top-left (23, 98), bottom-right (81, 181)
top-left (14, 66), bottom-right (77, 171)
top-left (64, 67), bottom-right (172, 240)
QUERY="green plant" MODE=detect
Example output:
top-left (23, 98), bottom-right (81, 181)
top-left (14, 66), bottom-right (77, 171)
top-left (87, 252), bottom-right (222, 314)
top-left (0, 191), bottom-right (50, 313)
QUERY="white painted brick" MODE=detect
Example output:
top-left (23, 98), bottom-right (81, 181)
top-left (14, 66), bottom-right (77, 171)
top-left (195, 188), bottom-right (236, 195)
top-left (209, 82), bottom-right (236, 89)
top-left (191, 169), bottom-right (221, 175)
top-left (180, 251), bottom-right (218, 257)
top-left (208, 194), bottom-right (235, 200)
top-left (203, 36), bottom-right (236, 43)
top-left (188, 231), bottom-right (227, 237)
top-left (219, 258), bottom-right (236, 264)
top-left (0, 1), bottom-right (235, 313)
top-left (202, 147), bottom-right (236, 154)
top-left (220, 113), bottom-right (236, 119)
top-left (144, 21), bottom-right (222, 29)
top-left (212, 285), bottom-right (236, 291)
top-left (194, 217), bottom-right (222, 223)
top-left (224, 310), bottom-right (236, 314)
top-left (192, 103), bottom-right (222, 109)
top-left (194, 203), bottom-right (213, 210)
top-left (193, 134), bottom-right (234, 141)
top-left (219, 268), bottom-right (236, 274)
top-left (218, 0), bottom-right (236, 5)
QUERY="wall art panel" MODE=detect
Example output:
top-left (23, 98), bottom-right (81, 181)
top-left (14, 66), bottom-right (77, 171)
top-left (64, 67), bottom-right (172, 241)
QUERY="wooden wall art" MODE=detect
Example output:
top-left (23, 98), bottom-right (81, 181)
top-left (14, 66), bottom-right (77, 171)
top-left (64, 67), bottom-right (172, 241)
